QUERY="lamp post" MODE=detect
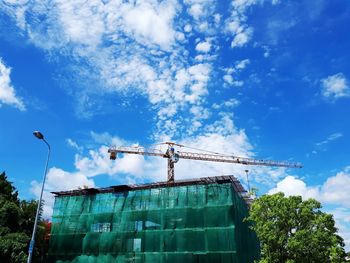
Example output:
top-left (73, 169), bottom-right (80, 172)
top-left (27, 131), bottom-right (51, 263)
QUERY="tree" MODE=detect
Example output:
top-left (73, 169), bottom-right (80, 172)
top-left (0, 171), bottom-right (48, 263)
top-left (0, 171), bottom-right (18, 203)
top-left (246, 192), bottom-right (346, 263)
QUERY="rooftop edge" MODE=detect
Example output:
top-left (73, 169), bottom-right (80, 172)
top-left (51, 175), bottom-right (252, 205)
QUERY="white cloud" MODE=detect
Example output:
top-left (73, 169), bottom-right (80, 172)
top-left (233, 80), bottom-right (244, 87)
top-left (195, 40), bottom-right (211, 53)
top-left (66, 138), bottom-right (83, 152)
top-left (223, 74), bottom-right (244, 87)
top-left (328, 132), bottom-right (343, 140)
top-left (231, 28), bottom-right (253, 47)
top-left (308, 132), bottom-right (343, 157)
top-left (321, 169), bottom-right (350, 208)
top-left (212, 98), bottom-right (240, 109)
top-left (269, 168), bottom-right (350, 208)
top-left (263, 47), bottom-right (270, 58)
top-left (328, 207), bottom-right (350, 251)
top-left (185, 0), bottom-right (215, 22)
top-left (74, 146), bottom-right (147, 178)
top-left (232, 0), bottom-right (259, 11)
top-left (225, 0), bottom-right (257, 49)
top-left (30, 167), bottom-right (95, 218)
top-left (121, 1), bottom-right (177, 49)
top-left (90, 131), bottom-right (127, 146)
top-left (321, 73), bottom-right (349, 100)
top-left (188, 3), bottom-right (203, 20)
top-left (190, 105), bottom-right (210, 120)
top-left (0, 58), bottom-right (25, 111)
top-left (222, 59), bottom-right (249, 86)
top-left (25, 0), bottom-right (178, 50)
top-left (227, 0), bottom-right (281, 49)
top-left (223, 99), bottom-right (240, 108)
top-left (315, 132), bottom-right (343, 147)
top-left (331, 208), bottom-right (350, 225)
top-left (235, 58), bottom-right (250, 70)
top-left (223, 74), bottom-right (234, 85)
top-left (269, 175), bottom-right (319, 199)
top-left (214, 13), bottom-right (221, 24)
top-left (184, 24), bottom-right (192, 32)
top-left (55, 0), bottom-right (105, 47)
top-left (0, 0), bottom-right (268, 140)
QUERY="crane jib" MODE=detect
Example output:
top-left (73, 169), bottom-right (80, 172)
top-left (108, 145), bottom-right (302, 182)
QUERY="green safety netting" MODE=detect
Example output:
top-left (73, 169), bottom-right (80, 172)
top-left (47, 183), bottom-right (259, 263)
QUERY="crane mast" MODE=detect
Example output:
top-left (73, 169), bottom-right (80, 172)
top-left (108, 142), bottom-right (302, 183)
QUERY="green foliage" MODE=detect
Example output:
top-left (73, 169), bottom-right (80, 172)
top-left (0, 172), bottom-right (18, 203)
top-left (0, 201), bottom-right (20, 231)
top-left (20, 200), bottom-right (40, 236)
top-left (0, 171), bottom-right (47, 263)
top-left (0, 232), bottom-right (29, 263)
top-left (246, 192), bottom-right (346, 263)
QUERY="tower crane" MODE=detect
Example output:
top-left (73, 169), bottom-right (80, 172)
top-left (108, 142), bottom-right (302, 183)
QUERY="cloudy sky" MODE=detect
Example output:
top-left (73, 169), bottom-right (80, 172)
top-left (0, 0), bottom-right (349, 250)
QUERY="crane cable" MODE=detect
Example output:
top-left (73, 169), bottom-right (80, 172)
top-left (156, 142), bottom-right (235, 157)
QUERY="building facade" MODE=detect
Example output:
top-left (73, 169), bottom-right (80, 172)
top-left (47, 176), bottom-right (259, 262)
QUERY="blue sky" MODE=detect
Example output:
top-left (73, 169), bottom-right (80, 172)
top-left (0, 0), bottom-right (350, 250)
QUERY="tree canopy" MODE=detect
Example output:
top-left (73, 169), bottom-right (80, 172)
top-left (246, 192), bottom-right (346, 263)
top-left (0, 171), bottom-right (48, 263)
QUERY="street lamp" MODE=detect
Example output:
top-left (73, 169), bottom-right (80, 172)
top-left (27, 131), bottom-right (51, 263)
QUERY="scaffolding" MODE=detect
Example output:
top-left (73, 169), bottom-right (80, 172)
top-left (47, 176), bottom-right (259, 262)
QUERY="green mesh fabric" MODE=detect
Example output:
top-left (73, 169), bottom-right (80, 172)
top-left (47, 183), bottom-right (259, 263)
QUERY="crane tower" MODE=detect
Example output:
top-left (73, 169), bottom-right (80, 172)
top-left (108, 142), bottom-right (302, 183)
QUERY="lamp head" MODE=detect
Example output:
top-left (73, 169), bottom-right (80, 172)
top-left (33, 131), bottom-right (44, 140)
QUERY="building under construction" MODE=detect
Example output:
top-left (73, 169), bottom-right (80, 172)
top-left (47, 175), bottom-right (260, 263)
